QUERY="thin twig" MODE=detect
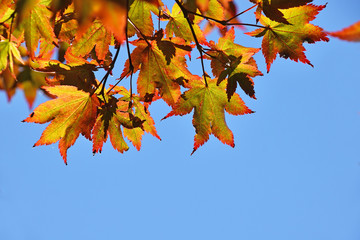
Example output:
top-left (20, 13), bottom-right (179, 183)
top-left (226, 4), bottom-right (258, 22)
top-left (186, 4), bottom-right (265, 29)
top-left (91, 45), bottom-right (121, 97)
top-left (106, 72), bottom-right (129, 93)
top-left (125, 0), bottom-right (135, 102)
top-left (225, 22), bottom-right (266, 28)
top-left (126, 22), bottom-right (134, 99)
top-left (8, 13), bottom-right (15, 41)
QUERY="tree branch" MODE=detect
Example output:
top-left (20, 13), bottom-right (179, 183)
top-left (186, 4), bottom-right (265, 29)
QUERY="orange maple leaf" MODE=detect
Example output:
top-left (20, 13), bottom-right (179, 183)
top-left (91, 96), bottom-right (129, 155)
top-left (246, 4), bottom-right (329, 72)
top-left (92, 86), bottom-right (161, 154)
top-left (66, 19), bottom-right (112, 61)
top-left (23, 85), bottom-right (99, 164)
top-left (73, 0), bottom-right (127, 42)
top-left (112, 86), bottom-right (161, 150)
top-left (329, 21), bottom-right (360, 42)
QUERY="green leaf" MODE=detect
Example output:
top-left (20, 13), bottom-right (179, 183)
top-left (128, 0), bottom-right (162, 37)
top-left (246, 4), bottom-right (329, 72)
top-left (21, 3), bottom-right (57, 58)
top-left (0, 40), bottom-right (24, 75)
top-left (66, 19), bottom-right (111, 61)
top-left (164, 4), bottom-right (205, 43)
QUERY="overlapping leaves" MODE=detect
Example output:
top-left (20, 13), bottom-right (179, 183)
top-left (0, 0), bottom-right (345, 163)
top-left (23, 84), bottom-right (160, 164)
top-left (205, 27), bottom-right (263, 100)
top-left (122, 30), bottom-right (197, 106)
top-left (250, 0), bottom-right (314, 24)
top-left (164, 77), bottom-right (252, 154)
top-left (246, 4), bottom-right (329, 72)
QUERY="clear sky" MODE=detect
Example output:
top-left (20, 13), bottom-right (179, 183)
top-left (1, 1), bottom-right (360, 240)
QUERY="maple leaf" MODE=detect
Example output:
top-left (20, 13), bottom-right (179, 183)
top-left (55, 17), bottom-right (78, 44)
top-left (49, 0), bottom-right (72, 15)
top-left (329, 21), bottom-right (360, 42)
top-left (112, 86), bottom-right (161, 150)
top-left (164, 77), bottom-right (252, 154)
top-left (0, 40), bottom-right (24, 74)
top-left (23, 85), bottom-right (99, 164)
top-left (92, 85), bottom-right (160, 154)
top-left (246, 4), bottom-right (329, 72)
top-left (200, 0), bottom-right (226, 34)
top-left (250, 0), bottom-right (313, 24)
top-left (128, 0), bottom-right (162, 37)
top-left (123, 31), bottom-right (198, 106)
top-left (202, 0), bottom-right (242, 36)
top-left (73, 0), bottom-right (127, 42)
top-left (91, 96), bottom-right (129, 155)
top-left (0, 0), bottom-right (337, 162)
top-left (30, 59), bottom-right (97, 92)
top-left (0, 0), bottom-right (12, 20)
top-left (66, 19), bottom-right (111, 61)
top-left (0, 68), bottom-right (17, 102)
top-left (205, 27), bottom-right (262, 100)
top-left (164, 4), bottom-right (206, 44)
top-left (19, 1), bottom-right (57, 59)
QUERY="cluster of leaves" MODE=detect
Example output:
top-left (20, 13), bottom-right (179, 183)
top-left (0, 0), bottom-right (358, 164)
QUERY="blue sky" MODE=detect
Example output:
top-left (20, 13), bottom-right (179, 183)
top-left (1, 1), bottom-right (360, 239)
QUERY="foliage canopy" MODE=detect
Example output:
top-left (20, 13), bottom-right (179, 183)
top-left (0, 0), bottom-right (359, 164)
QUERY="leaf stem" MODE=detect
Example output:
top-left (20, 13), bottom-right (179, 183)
top-left (158, 8), bottom-right (161, 31)
top-left (106, 73), bottom-right (128, 93)
top-left (175, 0), bottom-right (208, 87)
top-left (127, 17), bottom-right (151, 46)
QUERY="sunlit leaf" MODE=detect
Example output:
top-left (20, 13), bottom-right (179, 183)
top-left (128, 0), bottom-right (162, 37)
top-left (246, 4), bottom-right (329, 72)
top-left (23, 85), bottom-right (100, 164)
top-left (123, 31), bottom-right (197, 106)
top-left (164, 77), bottom-right (252, 154)
top-left (250, 0), bottom-right (313, 24)
top-left (164, 4), bottom-right (206, 43)
top-left (205, 27), bottom-right (262, 99)
top-left (20, 2), bottom-right (57, 58)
